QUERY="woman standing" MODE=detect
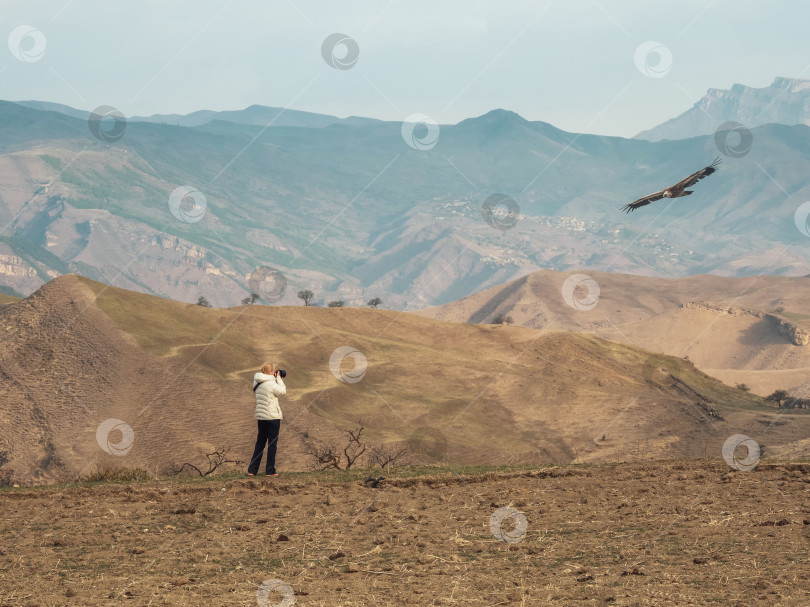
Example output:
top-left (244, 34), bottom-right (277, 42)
top-left (247, 362), bottom-right (286, 476)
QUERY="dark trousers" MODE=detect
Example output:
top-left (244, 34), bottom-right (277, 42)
top-left (248, 419), bottom-right (281, 475)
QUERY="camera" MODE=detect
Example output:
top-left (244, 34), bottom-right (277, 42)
top-left (277, 369), bottom-right (286, 378)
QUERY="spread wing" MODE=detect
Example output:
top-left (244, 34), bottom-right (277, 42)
top-left (671, 156), bottom-right (721, 191)
top-left (621, 157), bottom-right (721, 213)
top-left (620, 189), bottom-right (667, 213)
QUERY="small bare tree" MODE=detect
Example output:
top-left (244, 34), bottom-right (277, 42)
top-left (342, 426), bottom-right (367, 469)
top-left (304, 441), bottom-right (342, 470)
top-left (169, 447), bottom-right (241, 477)
top-left (368, 443), bottom-right (409, 469)
top-left (303, 425), bottom-right (368, 470)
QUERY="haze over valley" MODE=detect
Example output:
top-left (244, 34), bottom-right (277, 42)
top-left (2, 78), bottom-right (810, 310)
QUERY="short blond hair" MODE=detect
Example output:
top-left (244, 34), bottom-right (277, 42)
top-left (260, 362), bottom-right (275, 375)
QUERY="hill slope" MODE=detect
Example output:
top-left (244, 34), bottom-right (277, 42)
top-left (3, 275), bottom-right (806, 485)
top-left (416, 269), bottom-right (810, 396)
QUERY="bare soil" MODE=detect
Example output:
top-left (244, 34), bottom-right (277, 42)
top-left (1, 460), bottom-right (809, 606)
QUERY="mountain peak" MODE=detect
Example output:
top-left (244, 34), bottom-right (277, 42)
top-left (636, 76), bottom-right (810, 141)
top-left (771, 76), bottom-right (810, 92)
top-left (723, 77), bottom-right (810, 96)
top-left (471, 108), bottom-right (526, 122)
top-left (456, 109), bottom-right (528, 129)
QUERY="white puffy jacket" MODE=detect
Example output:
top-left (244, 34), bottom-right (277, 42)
top-left (253, 372), bottom-right (286, 420)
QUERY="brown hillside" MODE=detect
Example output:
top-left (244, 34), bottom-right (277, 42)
top-left (416, 269), bottom-right (810, 396)
top-left (1, 274), bottom-right (807, 485)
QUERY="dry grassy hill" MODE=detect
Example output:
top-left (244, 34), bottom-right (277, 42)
top-left (416, 269), bottom-right (810, 397)
top-left (1, 274), bottom-right (808, 485)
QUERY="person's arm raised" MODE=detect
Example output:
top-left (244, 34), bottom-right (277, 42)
top-left (272, 375), bottom-right (286, 396)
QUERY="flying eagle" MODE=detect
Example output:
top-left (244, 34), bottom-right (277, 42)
top-left (621, 157), bottom-right (721, 213)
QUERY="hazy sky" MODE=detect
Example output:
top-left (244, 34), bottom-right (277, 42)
top-left (2, 0), bottom-right (808, 137)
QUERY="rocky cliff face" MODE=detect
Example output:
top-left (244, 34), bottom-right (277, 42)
top-left (680, 302), bottom-right (809, 346)
top-left (0, 254), bottom-right (37, 279)
top-left (0, 251), bottom-right (53, 295)
top-left (766, 314), bottom-right (810, 346)
top-left (636, 77), bottom-right (810, 141)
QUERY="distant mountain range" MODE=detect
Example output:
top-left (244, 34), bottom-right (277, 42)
top-left (1, 82), bottom-right (810, 308)
top-left (20, 76), bottom-right (810, 141)
top-left (635, 77), bottom-right (810, 141)
top-left (14, 100), bottom-right (383, 129)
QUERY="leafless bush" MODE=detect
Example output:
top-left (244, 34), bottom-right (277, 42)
top-left (304, 441), bottom-right (343, 470)
top-left (368, 443), bottom-right (409, 469)
top-left (303, 426), bottom-right (411, 471)
top-left (168, 447), bottom-right (242, 477)
top-left (342, 426), bottom-right (367, 468)
top-left (303, 425), bottom-right (370, 470)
